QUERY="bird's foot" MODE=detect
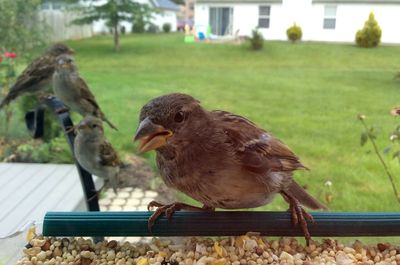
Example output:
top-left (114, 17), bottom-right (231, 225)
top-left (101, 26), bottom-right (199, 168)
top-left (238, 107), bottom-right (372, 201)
top-left (55, 106), bottom-right (70, 114)
top-left (65, 125), bottom-right (76, 134)
top-left (147, 201), bottom-right (213, 232)
top-left (282, 192), bottom-right (314, 246)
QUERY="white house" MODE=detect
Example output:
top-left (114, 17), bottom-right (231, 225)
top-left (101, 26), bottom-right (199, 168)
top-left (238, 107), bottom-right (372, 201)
top-left (194, 0), bottom-right (400, 44)
top-left (93, 0), bottom-right (180, 33)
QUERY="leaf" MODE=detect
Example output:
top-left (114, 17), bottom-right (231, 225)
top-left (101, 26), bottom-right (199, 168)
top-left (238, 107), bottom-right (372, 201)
top-left (360, 131), bottom-right (368, 146)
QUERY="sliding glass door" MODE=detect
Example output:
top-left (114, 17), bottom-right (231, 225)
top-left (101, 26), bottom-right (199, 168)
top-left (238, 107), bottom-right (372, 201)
top-left (209, 7), bottom-right (233, 36)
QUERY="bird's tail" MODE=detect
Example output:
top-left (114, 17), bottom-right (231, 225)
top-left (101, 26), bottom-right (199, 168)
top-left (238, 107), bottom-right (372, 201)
top-left (0, 92), bottom-right (17, 111)
top-left (286, 181), bottom-right (327, 210)
top-left (102, 115), bottom-right (118, 131)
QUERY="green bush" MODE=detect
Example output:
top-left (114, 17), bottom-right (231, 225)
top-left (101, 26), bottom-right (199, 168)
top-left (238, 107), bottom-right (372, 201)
top-left (147, 23), bottom-right (159, 33)
top-left (132, 21), bottom-right (145, 33)
top-left (162, 23), bottom-right (171, 33)
top-left (355, 12), bottom-right (382, 48)
top-left (249, 29), bottom-right (264, 50)
top-left (1, 136), bottom-right (73, 163)
top-left (286, 23), bottom-right (302, 43)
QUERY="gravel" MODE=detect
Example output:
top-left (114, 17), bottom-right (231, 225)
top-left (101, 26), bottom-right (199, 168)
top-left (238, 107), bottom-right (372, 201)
top-left (16, 236), bottom-right (400, 265)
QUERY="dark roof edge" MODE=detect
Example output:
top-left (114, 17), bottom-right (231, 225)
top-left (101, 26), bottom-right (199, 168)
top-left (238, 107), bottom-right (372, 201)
top-left (313, 0), bottom-right (400, 4)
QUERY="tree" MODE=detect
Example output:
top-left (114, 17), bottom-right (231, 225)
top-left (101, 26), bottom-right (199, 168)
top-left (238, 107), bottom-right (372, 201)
top-left (131, 4), bottom-right (155, 33)
top-left (0, 0), bottom-right (48, 56)
top-left (69, 0), bottom-right (153, 51)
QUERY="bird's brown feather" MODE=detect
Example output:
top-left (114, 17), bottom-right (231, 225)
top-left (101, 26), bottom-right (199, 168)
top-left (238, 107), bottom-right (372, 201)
top-left (211, 110), bottom-right (307, 174)
top-left (76, 77), bottom-right (100, 109)
top-left (99, 141), bottom-right (121, 167)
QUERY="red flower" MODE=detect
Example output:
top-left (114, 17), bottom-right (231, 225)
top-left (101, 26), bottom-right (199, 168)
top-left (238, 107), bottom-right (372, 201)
top-left (4, 52), bottom-right (17, 59)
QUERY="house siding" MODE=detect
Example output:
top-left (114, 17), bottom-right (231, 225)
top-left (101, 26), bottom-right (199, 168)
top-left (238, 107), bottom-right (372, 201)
top-left (194, 0), bottom-right (400, 43)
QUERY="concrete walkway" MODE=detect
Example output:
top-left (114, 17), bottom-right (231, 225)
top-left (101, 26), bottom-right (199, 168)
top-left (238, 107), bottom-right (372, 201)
top-left (0, 162), bottom-right (159, 265)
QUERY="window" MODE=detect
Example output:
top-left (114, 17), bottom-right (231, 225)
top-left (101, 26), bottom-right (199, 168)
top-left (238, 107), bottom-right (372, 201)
top-left (323, 5), bottom-right (337, 29)
top-left (209, 7), bottom-right (233, 36)
top-left (258, 6), bottom-right (270, 28)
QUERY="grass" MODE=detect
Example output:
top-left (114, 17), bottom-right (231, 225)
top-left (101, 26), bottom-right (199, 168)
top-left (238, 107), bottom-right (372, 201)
top-left (2, 33), bottom-right (400, 216)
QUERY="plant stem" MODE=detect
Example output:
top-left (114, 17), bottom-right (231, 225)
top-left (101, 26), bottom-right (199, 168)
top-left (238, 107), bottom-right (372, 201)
top-left (360, 118), bottom-right (400, 204)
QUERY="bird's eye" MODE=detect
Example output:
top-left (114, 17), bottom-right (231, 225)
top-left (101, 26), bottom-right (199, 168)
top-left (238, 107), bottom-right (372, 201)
top-left (174, 111), bottom-right (185, 123)
top-left (92, 124), bottom-right (97, 128)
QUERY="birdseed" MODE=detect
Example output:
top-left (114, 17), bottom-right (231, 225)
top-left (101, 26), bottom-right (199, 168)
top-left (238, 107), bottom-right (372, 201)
top-left (16, 235), bottom-right (400, 265)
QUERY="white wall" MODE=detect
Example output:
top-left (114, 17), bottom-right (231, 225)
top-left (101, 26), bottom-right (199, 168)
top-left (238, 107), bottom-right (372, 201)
top-left (195, 0), bottom-right (400, 44)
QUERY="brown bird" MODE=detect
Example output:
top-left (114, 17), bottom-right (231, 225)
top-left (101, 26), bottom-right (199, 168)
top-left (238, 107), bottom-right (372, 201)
top-left (133, 93), bottom-right (326, 244)
top-left (74, 116), bottom-right (121, 193)
top-left (52, 54), bottom-right (118, 130)
top-left (0, 43), bottom-right (74, 111)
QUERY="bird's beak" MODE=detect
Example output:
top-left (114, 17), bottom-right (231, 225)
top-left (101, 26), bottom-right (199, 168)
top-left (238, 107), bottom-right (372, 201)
top-left (77, 121), bottom-right (89, 130)
top-left (68, 48), bottom-right (75, 55)
top-left (133, 117), bottom-right (173, 153)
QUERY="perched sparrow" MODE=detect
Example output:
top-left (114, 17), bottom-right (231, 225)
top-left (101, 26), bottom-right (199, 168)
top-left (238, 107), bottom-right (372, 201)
top-left (74, 116), bottom-right (121, 193)
top-left (52, 54), bottom-right (117, 130)
top-left (134, 93), bottom-right (326, 244)
top-left (0, 43), bottom-right (74, 111)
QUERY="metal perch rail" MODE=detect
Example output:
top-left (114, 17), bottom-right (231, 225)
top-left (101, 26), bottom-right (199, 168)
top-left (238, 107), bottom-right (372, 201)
top-left (43, 211), bottom-right (400, 237)
top-left (25, 97), bottom-right (400, 239)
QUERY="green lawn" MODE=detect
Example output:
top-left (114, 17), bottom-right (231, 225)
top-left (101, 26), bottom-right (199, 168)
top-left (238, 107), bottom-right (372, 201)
top-left (3, 33), bottom-right (400, 214)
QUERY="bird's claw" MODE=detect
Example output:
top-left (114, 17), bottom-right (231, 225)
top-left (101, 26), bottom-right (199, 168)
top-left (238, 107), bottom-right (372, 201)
top-left (65, 125), bottom-right (76, 134)
top-left (147, 200), bottom-right (164, 211)
top-left (288, 199), bottom-right (313, 246)
top-left (55, 106), bottom-right (69, 114)
top-left (146, 201), bottom-right (212, 233)
top-left (147, 202), bottom-right (178, 233)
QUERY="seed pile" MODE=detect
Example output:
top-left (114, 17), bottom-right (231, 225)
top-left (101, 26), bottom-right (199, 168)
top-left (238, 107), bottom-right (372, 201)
top-left (16, 236), bottom-right (400, 265)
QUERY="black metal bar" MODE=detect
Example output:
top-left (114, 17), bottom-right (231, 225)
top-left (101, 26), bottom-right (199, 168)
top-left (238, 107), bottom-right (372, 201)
top-left (24, 97), bottom-right (101, 213)
top-left (43, 97), bottom-right (101, 212)
top-left (24, 107), bottom-right (45, 139)
top-left (43, 211), bottom-right (400, 237)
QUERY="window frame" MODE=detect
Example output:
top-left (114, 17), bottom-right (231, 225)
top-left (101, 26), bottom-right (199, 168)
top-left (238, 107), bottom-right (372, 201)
top-left (258, 5), bottom-right (271, 29)
top-left (323, 5), bottom-right (337, 30)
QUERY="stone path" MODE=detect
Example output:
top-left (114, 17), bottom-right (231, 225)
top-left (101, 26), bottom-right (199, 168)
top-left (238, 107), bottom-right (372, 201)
top-left (99, 187), bottom-right (158, 211)
top-left (99, 187), bottom-right (159, 243)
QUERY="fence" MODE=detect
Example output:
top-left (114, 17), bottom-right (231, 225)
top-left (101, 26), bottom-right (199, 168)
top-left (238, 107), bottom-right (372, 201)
top-left (39, 10), bottom-right (93, 42)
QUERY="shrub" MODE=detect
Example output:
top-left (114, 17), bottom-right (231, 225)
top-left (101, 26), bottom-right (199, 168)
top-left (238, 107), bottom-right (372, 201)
top-left (120, 25), bottom-right (126, 35)
top-left (355, 12), bottom-right (382, 48)
top-left (147, 23), bottom-right (159, 33)
top-left (132, 20), bottom-right (145, 33)
top-left (249, 29), bottom-right (264, 50)
top-left (162, 23), bottom-right (171, 33)
top-left (286, 23), bottom-right (302, 43)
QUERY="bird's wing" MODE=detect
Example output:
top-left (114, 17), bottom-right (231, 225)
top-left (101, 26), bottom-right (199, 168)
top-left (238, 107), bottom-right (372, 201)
top-left (99, 141), bottom-right (121, 167)
top-left (211, 110), bottom-right (307, 174)
top-left (76, 77), bottom-right (100, 109)
top-left (11, 55), bottom-right (54, 92)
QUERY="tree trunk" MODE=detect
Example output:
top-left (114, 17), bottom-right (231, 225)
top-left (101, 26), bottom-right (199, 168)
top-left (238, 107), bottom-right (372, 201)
top-left (113, 23), bottom-right (120, 52)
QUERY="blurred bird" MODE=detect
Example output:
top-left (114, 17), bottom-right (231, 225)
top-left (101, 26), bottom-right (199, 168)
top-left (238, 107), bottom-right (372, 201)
top-left (134, 93), bottom-right (326, 244)
top-left (52, 54), bottom-right (118, 130)
top-left (74, 116), bottom-right (121, 193)
top-left (0, 43), bottom-right (74, 111)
